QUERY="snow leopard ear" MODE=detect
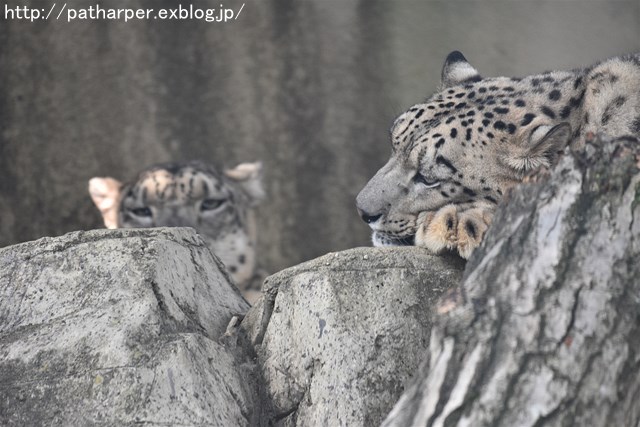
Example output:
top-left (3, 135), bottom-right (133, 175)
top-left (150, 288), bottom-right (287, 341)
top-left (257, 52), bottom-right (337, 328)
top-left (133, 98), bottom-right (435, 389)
top-left (440, 51), bottom-right (482, 89)
top-left (506, 123), bottom-right (572, 173)
top-left (224, 162), bottom-right (265, 206)
top-left (88, 177), bottom-right (123, 229)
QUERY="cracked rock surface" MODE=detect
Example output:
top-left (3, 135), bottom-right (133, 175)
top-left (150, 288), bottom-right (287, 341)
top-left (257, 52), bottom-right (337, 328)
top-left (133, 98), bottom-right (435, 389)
top-left (0, 227), bottom-right (254, 426)
top-left (383, 135), bottom-right (640, 427)
top-left (241, 247), bottom-right (465, 426)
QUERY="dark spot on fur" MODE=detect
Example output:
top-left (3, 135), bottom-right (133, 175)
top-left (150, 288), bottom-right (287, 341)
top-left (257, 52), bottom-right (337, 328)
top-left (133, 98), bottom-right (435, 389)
top-left (440, 191), bottom-right (450, 198)
top-left (632, 116), bottom-right (640, 133)
top-left (482, 119), bottom-right (491, 127)
top-left (601, 96), bottom-right (627, 126)
top-left (455, 93), bottom-right (466, 98)
top-left (485, 196), bottom-right (498, 204)
top-left (466, 128), bottom-right (472, 141)
top-left (435, 138), bottom-right (446, 148)
top-left (560, 106), bottom-right (572, 119)
top-left (463, 187), bottom-right (477, 197)
top-left (548, 90), bottom-right (561, 101)
top-left (455, 102), bottom-right (468, 109)
top-left (541, 106), bottom-right (556, 119)
top-left (468, 91), bottom-right (476, 98)
top-left (515, 99), bottom-right (526, 107)
top-left (479, 87), bottom-right (487, 93)
top-left (486, 132), bottom-right (494, 139)
top-left (531, 78), bottom-right (541, 86)
top-left (238, 255), bottom-right (246, 264)
top-left (493, 121), bottom-right (506, 130)
top-left (573, 76), bottom-right (583, 89)
top-left (446, 217), bottom-right (454, 229)
top-left (521, 113), bottom-right (536, 126)
top-left (484, 112), bottom-right (494, 119)
top-left (415, 109), bottom-right (425, 119)
top-left (570, 90), bottom-right (585, 107)
top-left (494, 107), bottom-right (509, 114)
top-left (229, 265), bottom-right (238, 273)
top-left (450, 128), bottom-right (458, 138)
top-left (507, 123), bottom-right (516, 134)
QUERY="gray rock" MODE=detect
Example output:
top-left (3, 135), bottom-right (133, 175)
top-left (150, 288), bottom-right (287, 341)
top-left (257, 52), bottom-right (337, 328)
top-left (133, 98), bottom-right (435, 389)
top-left (0, 227), bottom-right (254, 426)
top-left (241, 247), bottom-right (465, 426)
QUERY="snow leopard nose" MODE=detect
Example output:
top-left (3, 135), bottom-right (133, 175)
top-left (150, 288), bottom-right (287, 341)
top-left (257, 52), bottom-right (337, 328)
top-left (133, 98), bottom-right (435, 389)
top-left (357, 208), bottom-right (382, 224)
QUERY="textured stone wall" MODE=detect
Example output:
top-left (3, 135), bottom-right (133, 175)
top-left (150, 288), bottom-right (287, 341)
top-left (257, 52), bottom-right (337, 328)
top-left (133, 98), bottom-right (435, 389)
top-left (0, 228), bottom-right (463, 426)
top-left (0, 228), bottom-right (256, 425)
top-left (1, 0), bottom-right (638, 272)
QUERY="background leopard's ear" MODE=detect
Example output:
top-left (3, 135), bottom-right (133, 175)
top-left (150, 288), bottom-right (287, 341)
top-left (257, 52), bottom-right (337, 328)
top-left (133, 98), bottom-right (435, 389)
top-left (224, 162), bottom-right (265, 206)
top-left (88, 177), bottom-right (123, 229)
top-left (505, 123), bottom-right (572, 173)
top-left (440, 51), bottom-right (482, 89)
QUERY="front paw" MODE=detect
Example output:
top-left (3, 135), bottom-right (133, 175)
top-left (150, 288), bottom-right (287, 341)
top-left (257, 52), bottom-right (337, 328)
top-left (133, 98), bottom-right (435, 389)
top-left (456, 208), bottom-right (493, 259)
top-left (415, 203), bottom-right (495, 259)
top-left (415, 204), bottom-right (459, 253)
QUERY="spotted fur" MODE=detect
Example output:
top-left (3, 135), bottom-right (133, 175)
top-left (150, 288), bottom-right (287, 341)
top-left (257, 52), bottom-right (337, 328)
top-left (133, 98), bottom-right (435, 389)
top-left (357, 51), bottom-right (640, 258)
top-left (89, 161), bottom-right (265, 300)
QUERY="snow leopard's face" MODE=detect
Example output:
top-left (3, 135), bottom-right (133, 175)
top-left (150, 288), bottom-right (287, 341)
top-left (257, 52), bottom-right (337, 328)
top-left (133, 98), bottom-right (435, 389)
top-left (89, 161), bottom-right (264, 289)
top-left (356, 50), bottom-right (575, 248)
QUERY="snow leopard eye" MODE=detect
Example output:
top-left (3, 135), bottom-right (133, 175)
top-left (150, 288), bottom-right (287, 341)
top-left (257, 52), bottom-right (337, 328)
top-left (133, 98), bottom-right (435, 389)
top-left (200, 198), bottom-right (226, 211)
top-left (129, 207), bottom-right (153, 217)
top-left (413, 173), bottom-right (440, 188)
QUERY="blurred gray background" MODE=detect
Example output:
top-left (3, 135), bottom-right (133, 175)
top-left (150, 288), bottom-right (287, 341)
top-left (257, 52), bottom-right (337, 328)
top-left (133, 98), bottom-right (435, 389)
top-left (1, 0), bottom-right (638, 273)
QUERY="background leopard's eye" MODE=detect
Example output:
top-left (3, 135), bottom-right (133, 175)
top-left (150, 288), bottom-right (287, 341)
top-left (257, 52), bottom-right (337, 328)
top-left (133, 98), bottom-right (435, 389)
top-left (413, 173), bottom-right (440, 188)
top-left (201, 198), bottom-right (226, 211)
top-left (129, 207), bottom-right (153, 217)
